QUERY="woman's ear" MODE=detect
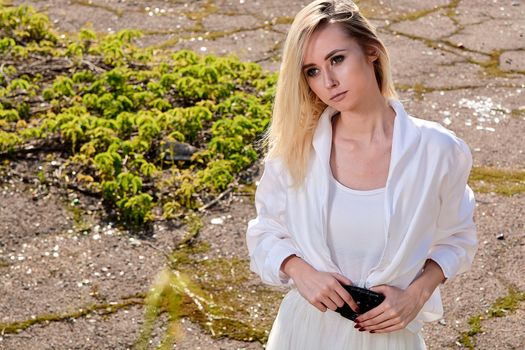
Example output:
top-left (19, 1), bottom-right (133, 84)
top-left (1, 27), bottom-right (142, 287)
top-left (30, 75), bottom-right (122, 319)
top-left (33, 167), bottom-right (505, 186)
top-left (367, 46), bottom-right (379, 63)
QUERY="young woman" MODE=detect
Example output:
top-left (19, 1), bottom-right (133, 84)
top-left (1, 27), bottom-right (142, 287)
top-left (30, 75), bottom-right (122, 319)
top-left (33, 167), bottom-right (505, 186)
top-left (246, 1), bottom-right (477, 349)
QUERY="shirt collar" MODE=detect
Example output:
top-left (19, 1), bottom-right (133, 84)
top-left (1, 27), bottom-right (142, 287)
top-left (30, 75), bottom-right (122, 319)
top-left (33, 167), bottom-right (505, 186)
top-left (312, 98), bottom-right (422, 177)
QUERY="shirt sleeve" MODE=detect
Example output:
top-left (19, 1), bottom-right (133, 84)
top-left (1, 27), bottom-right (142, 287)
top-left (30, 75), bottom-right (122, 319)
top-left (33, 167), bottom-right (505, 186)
top-left (246, 159), bottom-right (301, 287)
top-left (428, 138), bottom-right (478, 283)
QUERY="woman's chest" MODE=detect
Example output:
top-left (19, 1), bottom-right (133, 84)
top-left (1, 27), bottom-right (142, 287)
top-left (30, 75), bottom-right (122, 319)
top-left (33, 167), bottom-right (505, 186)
top-left (330, 142), bottom-right (392, 190)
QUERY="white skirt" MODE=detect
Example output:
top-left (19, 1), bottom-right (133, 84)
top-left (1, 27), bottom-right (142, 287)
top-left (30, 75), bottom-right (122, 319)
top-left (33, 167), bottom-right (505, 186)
top-left (266, 289), bottom-right (427, 350)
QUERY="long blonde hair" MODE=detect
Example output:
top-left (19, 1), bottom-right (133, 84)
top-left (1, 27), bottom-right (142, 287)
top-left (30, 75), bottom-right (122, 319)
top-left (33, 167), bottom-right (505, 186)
top-left (266, 0), bottom-right (397, 186)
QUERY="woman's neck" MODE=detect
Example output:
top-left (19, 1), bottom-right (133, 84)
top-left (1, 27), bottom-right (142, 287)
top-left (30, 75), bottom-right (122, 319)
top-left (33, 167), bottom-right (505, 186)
top-left (334, 95), bottom-right (396, 146)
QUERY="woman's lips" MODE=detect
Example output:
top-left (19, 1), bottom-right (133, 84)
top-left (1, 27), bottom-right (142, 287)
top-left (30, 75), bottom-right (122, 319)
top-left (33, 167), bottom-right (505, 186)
top-left (330, 91), bottom-right (347, 101)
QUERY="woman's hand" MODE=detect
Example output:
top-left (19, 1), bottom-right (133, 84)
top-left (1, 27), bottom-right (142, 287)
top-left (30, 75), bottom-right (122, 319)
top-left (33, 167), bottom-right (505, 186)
top-left (281, 255), bottom-right (359, 313)
top-left (355, 259), bottom-right (445, 333)
top-left (353, 285), bottom-right (426, 333)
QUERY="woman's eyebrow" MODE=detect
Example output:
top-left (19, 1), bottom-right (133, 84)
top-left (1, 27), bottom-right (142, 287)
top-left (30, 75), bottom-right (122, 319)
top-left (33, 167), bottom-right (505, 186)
top-left (302, 48), bottom-right (347, 70)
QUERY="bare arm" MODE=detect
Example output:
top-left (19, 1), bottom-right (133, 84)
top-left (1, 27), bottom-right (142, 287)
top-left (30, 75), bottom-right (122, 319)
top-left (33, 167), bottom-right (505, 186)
top-left (406, 259), bottom-right (446, 305)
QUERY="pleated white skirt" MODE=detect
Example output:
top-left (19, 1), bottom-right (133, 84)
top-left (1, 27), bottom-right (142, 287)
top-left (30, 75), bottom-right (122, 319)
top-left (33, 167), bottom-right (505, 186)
top-left (266, 289), bottom-right (427, 350)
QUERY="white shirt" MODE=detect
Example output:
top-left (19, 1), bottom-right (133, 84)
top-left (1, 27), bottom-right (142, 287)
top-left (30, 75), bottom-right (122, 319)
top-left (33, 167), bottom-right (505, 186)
top-left (326, 176), bottom-right (386, 288)
top-left (246, 98), bottom-right (477, 333)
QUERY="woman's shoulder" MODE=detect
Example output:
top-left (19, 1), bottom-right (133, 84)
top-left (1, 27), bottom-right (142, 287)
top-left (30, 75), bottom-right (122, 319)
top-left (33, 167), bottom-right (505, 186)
top-left (409, 115), bottom-right (471, 157)
top-left (261, 155), bottom-right (294, 184)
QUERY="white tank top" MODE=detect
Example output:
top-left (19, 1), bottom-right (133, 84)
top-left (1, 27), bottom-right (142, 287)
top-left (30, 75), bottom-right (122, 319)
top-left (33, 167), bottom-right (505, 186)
top-left (326, 173), bottom-right (386, 288)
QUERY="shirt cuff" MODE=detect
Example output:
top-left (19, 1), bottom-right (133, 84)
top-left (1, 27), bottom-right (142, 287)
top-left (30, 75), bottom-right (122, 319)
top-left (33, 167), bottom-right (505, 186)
top-left (428, 246), bottom-right (460, 281)
top-left (266, 239), bottom-right (300, 286)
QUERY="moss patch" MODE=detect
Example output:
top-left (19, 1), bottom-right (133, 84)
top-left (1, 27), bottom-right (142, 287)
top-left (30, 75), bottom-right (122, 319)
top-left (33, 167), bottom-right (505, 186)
top-left (488, 287), bottom-right (525, 317)
top-left (393, 7), bottom-right (440, 23)
top-left (0, 257), bottom-right (9, 268)
top-left (0, 4), bottom-right (277, 227)
top-left (71, 0), bottom-right (123, 17)
top-left (182, 0), bottom-right (219, 32)
top-left (468, 49), bottom-right (507, 77)
top-left (469, 167), bottom-right (525, 196)
top-left (235, 183), bottom-right (256, 203)
top-left (137, 228), bottom-right (284, 346)
top-left (458, 287), bottom-right (525, 349)
top-left (510, 107), bottom-right (525, 119)
top-left (0, 294), bottom-right (144, 334)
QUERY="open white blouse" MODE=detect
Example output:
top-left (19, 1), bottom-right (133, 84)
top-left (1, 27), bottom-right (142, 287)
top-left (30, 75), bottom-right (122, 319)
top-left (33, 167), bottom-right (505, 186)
top-left (246, 98), bottom-right (477, 333)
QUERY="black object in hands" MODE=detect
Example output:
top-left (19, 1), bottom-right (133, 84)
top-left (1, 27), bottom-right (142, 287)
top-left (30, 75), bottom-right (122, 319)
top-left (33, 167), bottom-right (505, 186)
top-left (335, 285), bottom-right (385, 321)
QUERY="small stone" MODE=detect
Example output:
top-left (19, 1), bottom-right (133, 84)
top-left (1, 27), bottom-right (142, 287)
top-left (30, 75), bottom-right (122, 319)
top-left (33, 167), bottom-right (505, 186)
top-left (129, 237), bottom-right (141, 246)
top-left (496, 233), bottom-right (505, 240)
top-left (93, 234), bottom-right (101, 241)
top-left (211, 217), bottom-right (224, 225)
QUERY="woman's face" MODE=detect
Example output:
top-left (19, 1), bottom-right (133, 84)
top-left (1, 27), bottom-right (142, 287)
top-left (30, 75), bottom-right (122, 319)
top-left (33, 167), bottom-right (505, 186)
top-left (302, 22), bottom-right (379, 112)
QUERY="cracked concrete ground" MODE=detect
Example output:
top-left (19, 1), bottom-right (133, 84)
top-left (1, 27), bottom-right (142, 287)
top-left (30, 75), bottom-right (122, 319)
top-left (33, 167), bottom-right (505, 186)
top-left (1, 0), bottom-right (524, 349)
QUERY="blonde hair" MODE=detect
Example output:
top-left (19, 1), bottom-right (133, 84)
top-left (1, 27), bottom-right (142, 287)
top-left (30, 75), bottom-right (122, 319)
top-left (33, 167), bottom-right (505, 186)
top-left (266, 0), bottom-right (397, 186)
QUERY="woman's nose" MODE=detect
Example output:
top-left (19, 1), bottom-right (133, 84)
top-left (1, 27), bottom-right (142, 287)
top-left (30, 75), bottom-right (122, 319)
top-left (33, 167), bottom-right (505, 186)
top-left (323, 70), bottom-right (338, 89)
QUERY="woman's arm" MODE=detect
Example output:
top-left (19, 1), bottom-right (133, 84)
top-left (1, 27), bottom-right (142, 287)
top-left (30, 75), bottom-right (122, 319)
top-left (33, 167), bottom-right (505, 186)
top-left (281, 254), bottom-right (360, 313)
top-left (246, 159), bottom-right (301, 286)
top-left (428, 138), bottom-right (477, 281)
top-left (406, 259), bottom-right (446, 305)
top-left (356, 139), bottom-right (476, 333)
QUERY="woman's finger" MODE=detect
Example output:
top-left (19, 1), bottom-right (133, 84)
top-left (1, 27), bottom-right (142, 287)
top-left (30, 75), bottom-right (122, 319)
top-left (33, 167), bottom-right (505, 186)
top-left (331, 272), bottom-right (353, 286)
top-left (366, 323), bottom-right (404, 334)
top-left (321, 296), bottom-right (339, 311)
top-left (313, 301), bottom-right (327, 312)
top-left (360, 313), bottom-right (398, 331)
top-left (334, 283), bottom-right (359, 312)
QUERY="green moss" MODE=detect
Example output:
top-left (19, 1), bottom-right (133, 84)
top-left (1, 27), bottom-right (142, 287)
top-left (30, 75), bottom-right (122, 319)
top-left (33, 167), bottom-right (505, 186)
top-left (0, 257), bottom-right (9, 268)
top-left (511, 107), bottom-right (525, 119)
top-left (469, 167), bottom-right (525, 196)
top-left (170, 240), bottom-right (210, 265)
top-left (471, 50), bottom-right (506, 77)
top-left (0, 5), bottom-right (277, 226)
top-left (444, 0), bottom-right (462, 19)
top-left (153, 24), bottom-right (270, 50)
top-left (0, 294), bottom-right (144, 334)
top-left (235, 183), bottom-right (256, 202)
top-left (488, 287), bottom-right (525, 318)
top-left (183, 0), bottom-right (218, 31)
top-left (393, 8), bottom-right (440, 23)
top-left (141, 228), bottom-right (284, 345)
top-left (37, 169), bottom-right (47, 185)
top-left (457, 286), bottom-right (525, 348)
top-left (458, 331), bottom-right (475, 350)
top-left (466, 314), bottom-right (483, 336)
top-left (272, 16), bottom-right (294, 25)
top-left (411, 82), bottom-right (429, 101)
top-left (71, 0), bottom-right (123, 17)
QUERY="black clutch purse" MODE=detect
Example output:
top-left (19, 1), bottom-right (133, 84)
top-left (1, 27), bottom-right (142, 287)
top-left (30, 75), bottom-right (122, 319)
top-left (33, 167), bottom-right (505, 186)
top-left (335, 285), bottom-right (385, 321)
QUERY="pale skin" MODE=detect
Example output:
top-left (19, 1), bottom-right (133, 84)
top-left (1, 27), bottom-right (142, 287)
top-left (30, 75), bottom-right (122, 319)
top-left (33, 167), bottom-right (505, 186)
top-left (280, 22), bottom-right (447, 334)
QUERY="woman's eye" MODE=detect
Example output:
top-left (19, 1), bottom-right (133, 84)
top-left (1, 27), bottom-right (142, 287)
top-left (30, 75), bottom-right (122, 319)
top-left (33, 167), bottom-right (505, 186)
top-left (305, 68), bottom-right (319, 77)
top-left (331, 55), bottom-right (344, 64)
